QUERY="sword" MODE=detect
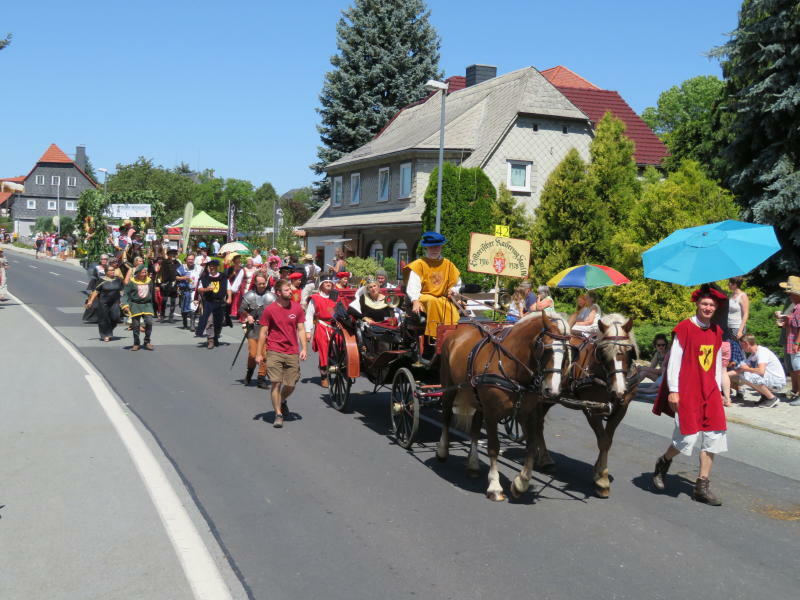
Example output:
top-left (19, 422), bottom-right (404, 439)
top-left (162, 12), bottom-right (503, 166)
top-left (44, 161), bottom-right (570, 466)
top-left (229, 324), bottom-right (251, 370)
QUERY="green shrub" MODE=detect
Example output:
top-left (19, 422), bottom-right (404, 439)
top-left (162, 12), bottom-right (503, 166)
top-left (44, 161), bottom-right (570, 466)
top-left (346, 256), bottom-right (380, 282)
top-left (381, 256), bottom-right (397, 282)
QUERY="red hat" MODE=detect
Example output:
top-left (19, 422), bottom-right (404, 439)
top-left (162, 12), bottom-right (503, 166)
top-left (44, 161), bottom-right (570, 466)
top-left (691, 287), bottom-right (727, 303)
top-left (337, 271), bottom-right (350, 278)
top-left (288, 272), bottom-right (303, 280)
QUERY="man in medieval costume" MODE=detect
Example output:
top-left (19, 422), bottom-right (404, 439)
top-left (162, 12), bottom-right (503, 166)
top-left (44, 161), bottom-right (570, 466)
top-left (403, 231), bottom-right (462, 339)
top-left (305, 275), bottom-right (337, 388)
top-left (176, 253), bottom-right (203, 331)
top-left (239, 273), bottom-right (276, 388)
top-left (122, 264), bottom-right (155, 351)
top-left (651, 285), bottom-right (728, 506)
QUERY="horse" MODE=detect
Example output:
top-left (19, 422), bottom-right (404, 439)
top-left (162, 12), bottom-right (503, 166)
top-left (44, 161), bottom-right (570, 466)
top-left (530, 313), bottom-right (639, 498)
top-left (437, 311), bottom-right (572, 501)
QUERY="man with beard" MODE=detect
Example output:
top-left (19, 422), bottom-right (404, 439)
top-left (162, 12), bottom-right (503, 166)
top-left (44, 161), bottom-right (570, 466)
top-left (239, 273), bottom-right (276, 388)
top-left (176, 253), bottom-right (203, 331)
top-left (196, 259), bottom-right (228, 349)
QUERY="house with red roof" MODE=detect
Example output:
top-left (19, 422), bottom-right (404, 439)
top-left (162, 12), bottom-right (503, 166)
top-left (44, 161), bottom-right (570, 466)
top-left (2, 143), bottom-right (97, 235)
top-left (303, 65), bottom-right (666, 274)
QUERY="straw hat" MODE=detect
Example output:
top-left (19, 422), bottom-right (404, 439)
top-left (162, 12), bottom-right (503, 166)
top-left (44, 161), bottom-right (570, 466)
top-left (779, 275), bottom-right (800, 294)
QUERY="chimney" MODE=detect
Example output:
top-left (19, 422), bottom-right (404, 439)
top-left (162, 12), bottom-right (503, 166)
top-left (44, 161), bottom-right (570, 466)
top-left (465, 64), bottom-right (497, 87)
top-left (75, 145), bottom-right (87, 171)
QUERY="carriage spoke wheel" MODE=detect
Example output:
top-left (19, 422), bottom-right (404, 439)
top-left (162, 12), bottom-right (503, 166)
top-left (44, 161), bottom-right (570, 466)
top-left (500, 411), bottom-right (524, 443)
top-left (327, 329), bottom-right (352, 412)
top-left (389, 367), bottom-right (419, 449)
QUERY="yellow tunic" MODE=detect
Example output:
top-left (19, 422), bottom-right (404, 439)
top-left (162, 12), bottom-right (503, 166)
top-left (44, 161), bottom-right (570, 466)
top-left (403, 257), bottom-right (460, 337)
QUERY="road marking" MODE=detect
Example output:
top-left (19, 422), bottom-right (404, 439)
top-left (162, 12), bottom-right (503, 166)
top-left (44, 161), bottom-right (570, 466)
top-left (6, 291), bottom-right (235, 600)
top-left (49, 271), bottom-right (60, 276)
top-left (77, 280), bottom-right (88, 285)
top-left (29, 265), bottom-right (38, 269)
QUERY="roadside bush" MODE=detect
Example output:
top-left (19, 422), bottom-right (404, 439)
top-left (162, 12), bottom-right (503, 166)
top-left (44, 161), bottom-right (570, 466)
top-left (346, 256), bottom-right (380, 282)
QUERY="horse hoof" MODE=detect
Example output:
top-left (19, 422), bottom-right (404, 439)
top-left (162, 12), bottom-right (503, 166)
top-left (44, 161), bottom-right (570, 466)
top-left (467, 469), bottom-right (480, 479)
top-left (486, 491), bottom-right (506, 502)
top-left (595, 486), bottom-right (610, 499)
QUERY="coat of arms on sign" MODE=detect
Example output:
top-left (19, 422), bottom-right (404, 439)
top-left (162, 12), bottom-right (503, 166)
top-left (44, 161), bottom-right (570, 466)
top-left (493, 250), bottom-right (506, 274)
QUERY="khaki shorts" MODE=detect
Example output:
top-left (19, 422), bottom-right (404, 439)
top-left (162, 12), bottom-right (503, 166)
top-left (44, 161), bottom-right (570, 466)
top-left (266, 351), bottom-right (300, 386)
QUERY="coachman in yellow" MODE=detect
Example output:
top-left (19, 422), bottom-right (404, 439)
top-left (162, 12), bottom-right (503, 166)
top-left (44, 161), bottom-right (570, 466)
top-left (403, 231), bottom-right (462, 338)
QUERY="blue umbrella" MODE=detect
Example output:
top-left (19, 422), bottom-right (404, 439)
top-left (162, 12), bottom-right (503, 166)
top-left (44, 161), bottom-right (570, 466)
top-left (642, 220), bottom-right (780, 286)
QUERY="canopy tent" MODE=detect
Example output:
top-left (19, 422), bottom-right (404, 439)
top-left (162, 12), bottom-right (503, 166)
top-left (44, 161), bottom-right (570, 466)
top-left (165, 210), bottom-right (228, 235)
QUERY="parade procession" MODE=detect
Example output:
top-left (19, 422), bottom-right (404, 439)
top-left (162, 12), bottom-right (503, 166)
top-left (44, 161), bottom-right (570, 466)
top-left (3, 1), bottom-right (800, 599)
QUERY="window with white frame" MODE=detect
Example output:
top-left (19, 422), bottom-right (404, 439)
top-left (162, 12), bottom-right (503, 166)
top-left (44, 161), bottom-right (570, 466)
top-left (67, 176), bottom-right (77, 187)
top-left (27, 199), bottom-right (36, 209)
top-left (51, 175), bottom-right (61, 185)
top-left (65, 201), bottom-right (76, 210)
top-left (377, 167), bottom-right (390, 202)
top-left (350, 173), bottom-right (361, 205)
top-left (507, 160), bottom-right (532, 193)
top-left (332, 176), bottom-right (343, 206)
top-left (399, 162), bottom-right (412, 198)
top-left (48, 200), bottom-right (57, 210)
top-left (35, 175), bottom-right (45, 185)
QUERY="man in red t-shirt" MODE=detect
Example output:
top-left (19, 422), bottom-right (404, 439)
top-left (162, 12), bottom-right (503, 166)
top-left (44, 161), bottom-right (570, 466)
top-left (256, 279), bottom-right (307, 428)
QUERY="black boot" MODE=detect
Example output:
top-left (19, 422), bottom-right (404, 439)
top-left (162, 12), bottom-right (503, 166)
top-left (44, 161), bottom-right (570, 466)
top-left (652, 454), bottom-right (672, 491)
top-left (245, 367), bottom-right (254, 385)
top-left (693, 477), bottom-right (722, 506)
top-left (182, 314), bottom-right (189, 330)
top-left (168, 308), bottom-right (175, 323)
top-left (257, 376), bottom-right (268, 389)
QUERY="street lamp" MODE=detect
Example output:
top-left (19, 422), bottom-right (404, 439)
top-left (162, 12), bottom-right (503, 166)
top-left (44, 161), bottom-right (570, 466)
top-left (98, 168), bottom-right (108, 194)
top-left (425, 79), bottom-right (449, 234)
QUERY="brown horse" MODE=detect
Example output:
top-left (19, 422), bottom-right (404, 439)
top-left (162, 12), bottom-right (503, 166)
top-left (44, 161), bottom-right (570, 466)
top-left (437, 312), bottom-right (571, 501)
top-left (531, 313), bottom-right (639, 497)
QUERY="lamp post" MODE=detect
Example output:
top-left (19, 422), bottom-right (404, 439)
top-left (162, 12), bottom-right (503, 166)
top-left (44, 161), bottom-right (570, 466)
top-left (425, 79), bottom-right (449, 233)
top-left (98, 168), bottom-right (108, 194)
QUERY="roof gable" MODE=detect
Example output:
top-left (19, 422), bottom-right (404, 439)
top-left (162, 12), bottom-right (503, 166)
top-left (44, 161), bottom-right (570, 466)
top-left (38, 143), bottom-right (73, 164)
top-left (540, 66), bottom-right (600, 90)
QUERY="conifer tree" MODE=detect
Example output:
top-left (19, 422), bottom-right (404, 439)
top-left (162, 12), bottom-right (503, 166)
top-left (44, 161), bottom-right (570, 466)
top-left (713, 0), bottom-right (800, 278)
top-left (588, 113), bottom-right (640, 228)
top-left (529, 149), bottom-right (609, 284)
top-left (493, 184), bottom-right (533, 240)
top-left (312, 0), bottom-right (441, 194)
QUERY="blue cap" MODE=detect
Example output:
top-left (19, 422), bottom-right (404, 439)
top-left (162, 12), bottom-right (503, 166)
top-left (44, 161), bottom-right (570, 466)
top-left (420, 231), bottom-right (447, 247)
top-left (198, 242), bottom-right (207, 248)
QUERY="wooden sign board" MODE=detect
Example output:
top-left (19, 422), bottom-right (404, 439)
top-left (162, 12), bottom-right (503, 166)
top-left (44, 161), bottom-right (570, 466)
top-left (467, 232), bottom-right (531, 279)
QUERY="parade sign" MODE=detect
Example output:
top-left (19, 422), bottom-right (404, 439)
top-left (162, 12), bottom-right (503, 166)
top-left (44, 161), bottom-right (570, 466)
top-left (468, 232), bottom-right (531, 279)
top-left (108, 203), bottom-right (151, 218)
top-left (494, 224), bottom-right (510, 237)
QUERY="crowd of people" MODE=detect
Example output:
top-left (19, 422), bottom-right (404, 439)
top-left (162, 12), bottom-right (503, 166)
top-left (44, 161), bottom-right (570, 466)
top-left (32, 231), bottom-right (78, 260)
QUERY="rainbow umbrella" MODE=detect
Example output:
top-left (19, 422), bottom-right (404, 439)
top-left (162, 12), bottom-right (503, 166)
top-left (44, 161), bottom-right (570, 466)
top-left (547, 264), bottom-right (630, 290)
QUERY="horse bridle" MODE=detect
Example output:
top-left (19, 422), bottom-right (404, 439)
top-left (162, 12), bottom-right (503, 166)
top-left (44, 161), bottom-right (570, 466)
top-left (533, 326), bottom-right (573, 382)
top-left (568, 334), bottom-right (636, 395)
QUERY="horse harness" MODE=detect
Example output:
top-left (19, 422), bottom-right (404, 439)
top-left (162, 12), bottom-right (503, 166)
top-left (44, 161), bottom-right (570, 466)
top-left (567, 332), bottom-right (637, 397)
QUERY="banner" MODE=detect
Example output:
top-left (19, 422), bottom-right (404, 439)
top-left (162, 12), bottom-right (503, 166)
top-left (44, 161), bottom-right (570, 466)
top-left (181, 202), bottom-right (194, 251)
top-left (227, 202), bottom-right (236, 243)
top-left (108, 203), bottom-right (151, 218)
top-left (467, 232), bottom-right (531, 279)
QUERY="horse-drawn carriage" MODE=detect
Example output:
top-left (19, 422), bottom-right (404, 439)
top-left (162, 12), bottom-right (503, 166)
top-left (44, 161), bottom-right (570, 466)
top-left (324, 287), bottom-right (639, 500)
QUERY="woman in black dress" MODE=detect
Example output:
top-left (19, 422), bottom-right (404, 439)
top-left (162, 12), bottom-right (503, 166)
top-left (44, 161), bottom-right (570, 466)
top-left (356, 278), bottom-right (392, 322)
top-left (84, 259), bottom-right (124, 341)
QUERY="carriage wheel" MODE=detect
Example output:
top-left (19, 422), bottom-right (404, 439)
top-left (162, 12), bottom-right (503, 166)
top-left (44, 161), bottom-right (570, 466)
top-left (327, 328), bottom-right (352, 412)
top-left (500, 411), bottom-right (525, 443)
top-left (389, 367), bottom-right (419, 449)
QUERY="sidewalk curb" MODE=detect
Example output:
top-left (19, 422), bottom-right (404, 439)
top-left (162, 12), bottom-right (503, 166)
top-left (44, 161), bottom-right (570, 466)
top-left (726, 415), bottom-right (800, 442)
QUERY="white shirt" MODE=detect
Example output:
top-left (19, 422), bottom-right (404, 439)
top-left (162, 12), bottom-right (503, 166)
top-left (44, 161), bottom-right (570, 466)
top-left (667, 316), bottom-right (722, 393)
top-left (252, 254), bottom-right (263, 265)
top-left (304, 291), bottom-right (332, 333)
top-left (405, 270), bottom-right (462, 302)
top-left (212, 241), bottom-right (221, 254)
top-left (749, 345), bottom-right (785, 382)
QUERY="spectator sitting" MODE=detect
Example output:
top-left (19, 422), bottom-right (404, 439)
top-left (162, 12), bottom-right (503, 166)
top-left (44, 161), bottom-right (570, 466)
top-left (729, 334), bottom-right (787, 407)
top-left (776, 275), bottom-right (800, 406)
top-left (568, 292), bottom-right (601, 336)
top-left (531, 284), bottom-right (555, 313)
top-left (505, 285), bottom-right (528, 323)
top-left (635, 333), bottom-right (669, 385)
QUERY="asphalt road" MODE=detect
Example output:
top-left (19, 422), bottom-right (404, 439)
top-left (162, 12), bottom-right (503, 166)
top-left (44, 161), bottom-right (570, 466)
top-left (6, 249), bottom-right (799, 600)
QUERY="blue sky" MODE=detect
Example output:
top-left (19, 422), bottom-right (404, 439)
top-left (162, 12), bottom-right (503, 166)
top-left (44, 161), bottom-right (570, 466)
top-left (1, 0), bottom-right (740, 193)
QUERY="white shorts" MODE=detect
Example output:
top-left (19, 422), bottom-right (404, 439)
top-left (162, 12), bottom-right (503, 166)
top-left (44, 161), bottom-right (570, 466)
top-left (671, 414), bottom-right (727, 456)
top-left (741, 370), bottom-right (786, 391)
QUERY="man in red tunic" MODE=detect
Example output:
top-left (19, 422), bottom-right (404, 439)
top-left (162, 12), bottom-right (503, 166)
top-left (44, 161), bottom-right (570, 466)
top-left (651, 285), bottom-right (728, 505)
top-left (305, 276), bottom-right (337, 388)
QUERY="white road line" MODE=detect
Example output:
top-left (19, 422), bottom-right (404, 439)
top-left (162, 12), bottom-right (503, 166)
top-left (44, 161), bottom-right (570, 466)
top-left (29, 265), bottom-right (38, 269)
top-left (77, 280), bottom-right (88, 285)
top-left (6, 291), bottom-right (234, 600)
top-left (49, 271), bottom-right (60, 276)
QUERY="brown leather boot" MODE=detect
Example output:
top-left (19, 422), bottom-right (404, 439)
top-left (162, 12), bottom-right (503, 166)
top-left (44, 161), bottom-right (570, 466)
top-left (652, 454), bottom-right (672, 491)
top-left (693, 477), bottom-right (722, 506)
top-left (320, 376), bottom-right (329, 388)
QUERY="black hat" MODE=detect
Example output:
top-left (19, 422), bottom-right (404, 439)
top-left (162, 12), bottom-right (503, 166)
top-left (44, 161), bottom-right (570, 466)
top-left (167, 248), bottom-right (178, 255)
top-left (279, 265), bottom-right (292, 272)
top-left (318, 274), bottom-right (333, 282)
top-left (207, 259), bottom-right (220, 267)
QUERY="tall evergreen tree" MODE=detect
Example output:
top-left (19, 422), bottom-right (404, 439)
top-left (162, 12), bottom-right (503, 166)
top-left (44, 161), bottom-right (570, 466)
top-left (712, 0), bottom-right (800, 279)
top-left (0, 33), bottom-right (11, 51)
top-left (588, 113), bottom-right (640, 227)
top-left (529, 149), bottom-right (609, 284)
top-left (312, 0), bottom-right (441, 194)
